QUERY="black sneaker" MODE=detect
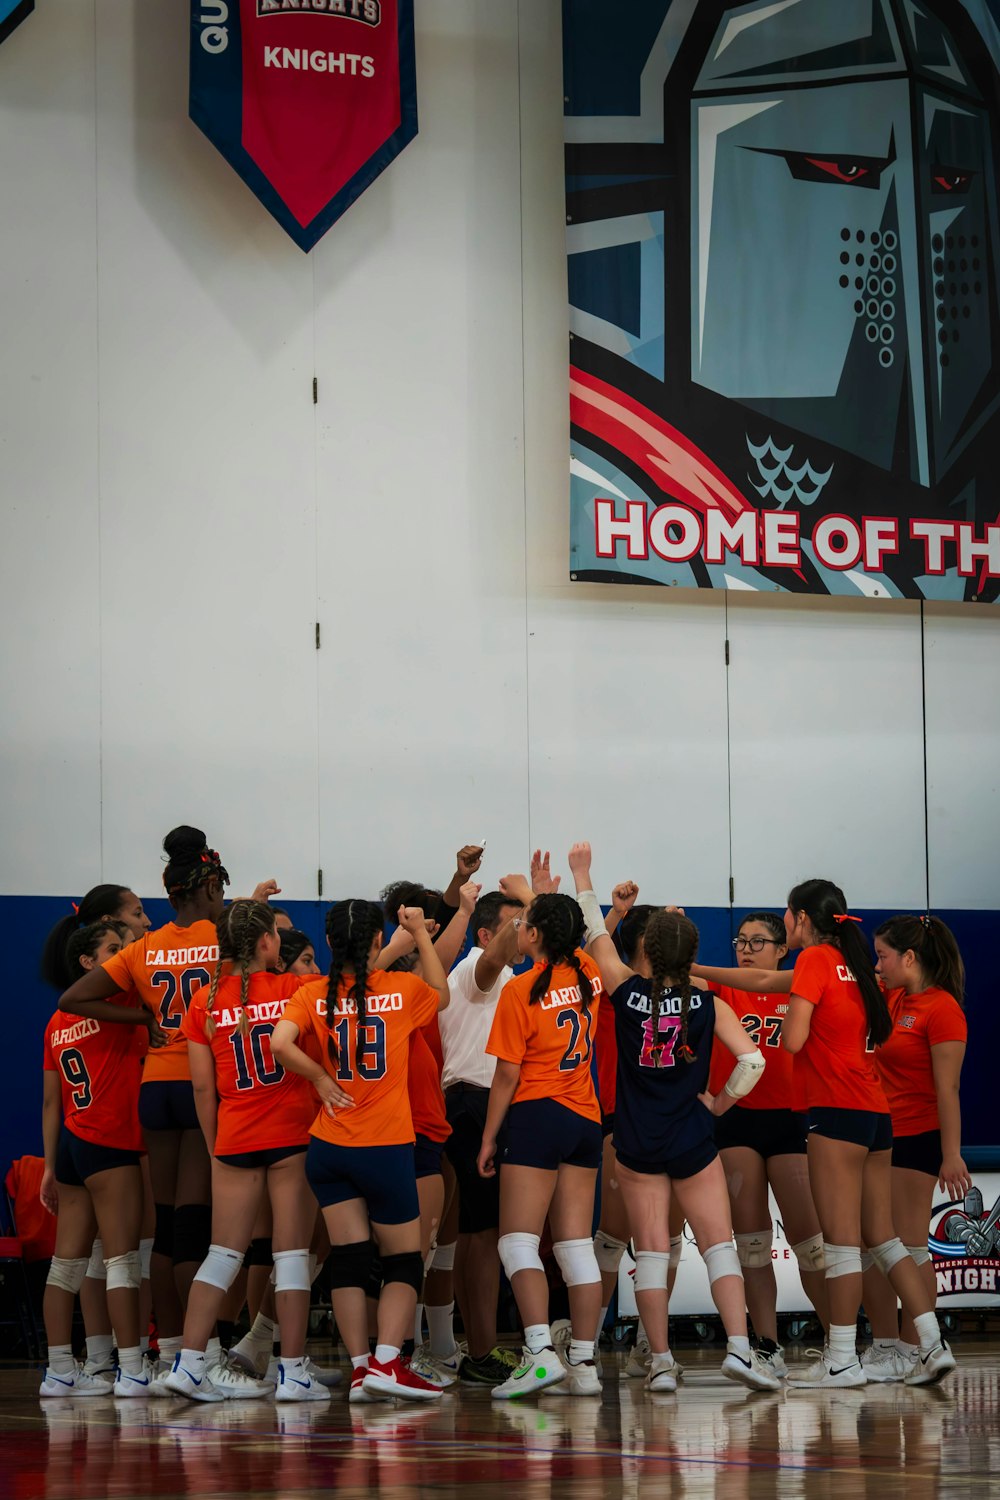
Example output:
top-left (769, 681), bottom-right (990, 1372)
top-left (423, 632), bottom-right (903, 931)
top-left (459, 1351), bottom-right (517, 1385)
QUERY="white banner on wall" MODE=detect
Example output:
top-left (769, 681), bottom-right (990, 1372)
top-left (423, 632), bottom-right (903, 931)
top-left (618, 1176), bottom-right (1000, 1318)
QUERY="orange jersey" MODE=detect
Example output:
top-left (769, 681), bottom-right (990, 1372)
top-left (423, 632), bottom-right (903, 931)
top-left (282, 969), bottom-right (440, 1147)
top-left (44, 1009), bottom-right (147, 1153)
top-left (791, 945), bottom-right (888, 1112)
top-left (102, 919), bottom-right (220, 1083)
top-left (708, 985), bottom-right (796, 1110)
top-left (486, 952), bottom-right (603, 1123)
top-left (595, 995), bottom-right (617, 1116)
top-left (183, 972), bottom-right (320, 1157)
top-left (408, 1028), bottom-right (450, 1144)
top-left (875, 986), bottom-right (967, 1136)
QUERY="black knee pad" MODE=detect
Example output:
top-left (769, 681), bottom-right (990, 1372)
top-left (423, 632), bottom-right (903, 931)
top-left (246, 1236), bottom-right (273, 1268)
top-left (380, 1251), bottom-right (424, 1296)
top-left (153, 1203), bottom-right (174, 1259)
top-left (173, 1203), bottom-right (212, 1266)
top-left (366, 1253), bottom-right (383, 1300)
top-left (328, 1240), bottom-right (374, 1292)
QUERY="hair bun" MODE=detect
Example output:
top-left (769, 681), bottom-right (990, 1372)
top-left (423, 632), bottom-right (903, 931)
top-left (162, 825), bottom-right (208, 860)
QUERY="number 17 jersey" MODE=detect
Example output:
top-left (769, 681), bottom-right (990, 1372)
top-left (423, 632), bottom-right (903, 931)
top-left (610, 978), bottom-right (714, 1163)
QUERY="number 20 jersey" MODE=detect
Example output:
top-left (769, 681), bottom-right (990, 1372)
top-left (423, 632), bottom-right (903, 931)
top-left (610, 978), bottom-right (714, 1163)
top-left (101, 919), bottom-right (220, 1085)
top-left (43, 1010), bottom-right (146, 1152)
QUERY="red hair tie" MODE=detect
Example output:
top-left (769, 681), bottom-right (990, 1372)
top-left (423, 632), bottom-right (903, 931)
top-left (832, 913), bottom-right (862, 924)
top-left (71, 901), bottom-right (80, 915)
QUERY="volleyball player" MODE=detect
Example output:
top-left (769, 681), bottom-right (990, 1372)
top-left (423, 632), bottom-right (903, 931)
top-left (861, 914), bottom-right (969, 1380)
top-left (569, 845), bottom-right (780, 1394)
top-left (271, 901), bottom-right (450, 1403)
top-left (40, 921), bottom-right (149, 1398)
top-left (40, 887), bottom-right (151, 991)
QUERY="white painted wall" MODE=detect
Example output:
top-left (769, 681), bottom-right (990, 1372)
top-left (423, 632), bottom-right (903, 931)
top-left (1, 0), bottom-right (998, 912)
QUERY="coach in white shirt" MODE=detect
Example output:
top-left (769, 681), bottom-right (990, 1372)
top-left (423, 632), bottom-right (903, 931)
top-left (438, 890), bottom-right (523, 1386)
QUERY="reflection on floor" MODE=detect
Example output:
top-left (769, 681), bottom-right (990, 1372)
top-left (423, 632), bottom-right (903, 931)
top-left (1, 1343), bottom-right (997, 1500)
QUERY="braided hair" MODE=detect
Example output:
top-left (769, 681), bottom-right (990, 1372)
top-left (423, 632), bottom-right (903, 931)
top-left (787, 878), bottom-right (891, 1046)
top-left (162, 825), bottom-right (230, 909)
top-left (526, 894), bottom-right (598, 1011)
top-left (204, 899), bottom-right (275, 1039)
top-left (874, 914), bottom-right (965, 1009)
top-left (324, 899), bottom-right (385, 1069)
top-left (642, 910), bottom-right (700, 1065)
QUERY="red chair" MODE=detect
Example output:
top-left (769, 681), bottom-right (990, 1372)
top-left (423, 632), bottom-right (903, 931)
top-left (1, 1160), bottom-right (48, 1359)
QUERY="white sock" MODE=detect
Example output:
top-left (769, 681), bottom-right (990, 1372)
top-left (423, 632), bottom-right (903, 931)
top-left (597, 1305), bottom-right (608, 1340)
top-left (117, 1346), bottom-right (142, 1377)
top-left (650, 1351), bottom-right (673, 1371)
top-left (374, 1343), bottom-right (400, 1366)
top-left (568, 1338), bottom-right (594, 1365)
top-left (875, 1338), bottom-right (898, 1351)
top-left (828, 1324), bottom-right (857, 1365)
top-left (727, 1335), bottom-right (751, 1359)
top-left (897, 1339), bottom-right (919, 1358)
top-left (180, 1348), bottom-right (207, 1370)
top-left (158, 1336), bottom-right (183, 1364)
top-left (205, 1336), bottom-right (222, 1363)
top-left (246, 1313), bottom-right (275, 1350)
top-left (85, 1334), bottom-right (114, 1366)
top-left (48, 1344), bottom-right (75, 1376)
top-left (913, 1311), bottom-right (941, 1353)
top-left (413, 1302), bottom-right (424, 1346)
top-left (351, 1354), bottom-right (369, 1370)
top-left (427, 1302), bottom-right (457, 1358)
top-left (525, 1324), bottom-right (551, 1355)
top-left (281, 1354), bottom-right (306, 1373)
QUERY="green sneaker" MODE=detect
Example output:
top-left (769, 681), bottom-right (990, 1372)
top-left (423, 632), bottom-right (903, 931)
top-left (490, 1347), bottom-right (566, 1400)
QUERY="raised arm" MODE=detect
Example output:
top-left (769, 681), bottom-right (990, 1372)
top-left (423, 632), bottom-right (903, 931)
top-left (433, 881), bottom-right (482, 977)
top-left (691, 962), bottom-right (794, 995)
top-left (567, 843), bottom-right (635, 995)
top-left (400, 906), bottom-right (450, 1008)
top-left (473, 917), bottom-right (520, 994)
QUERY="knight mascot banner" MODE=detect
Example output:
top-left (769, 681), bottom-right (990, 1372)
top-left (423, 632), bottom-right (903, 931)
top-left (564, 0), bottom-right (1000, 602)
top-left (0, 0), bottom-right (33, 46)
top-left (190, 0), bottom-right (417, 251)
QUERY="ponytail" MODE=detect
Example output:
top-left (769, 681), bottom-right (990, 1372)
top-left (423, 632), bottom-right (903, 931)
top-left (642, 910), bottom-right (700, 1064)
top-left (323, 900), bottom-right (384, 1069)
top-left (208, 900), bottom-right (275, 1039)
top-left (40, 884), bottom-right (132, 990)
top-left (875, 914), bottom-right (965, 1009)
top-left (525, 895), bottom-right (598, 1010)
top-left (788, 878), bottom-right (891, 1046)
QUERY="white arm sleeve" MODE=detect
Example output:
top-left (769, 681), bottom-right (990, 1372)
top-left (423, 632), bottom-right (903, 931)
top-left (576, 888), bottom-right (608, 946)
top-left (723, 1048), bottom-right (765, 1099)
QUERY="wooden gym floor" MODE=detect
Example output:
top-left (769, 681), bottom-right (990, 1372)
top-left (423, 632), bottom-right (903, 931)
top-left (0, 1341), bottom-right (996, 1499)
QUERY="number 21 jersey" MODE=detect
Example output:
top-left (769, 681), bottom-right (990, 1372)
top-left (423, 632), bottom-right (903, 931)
top-left (611, 978), bottom-right (714, 1162)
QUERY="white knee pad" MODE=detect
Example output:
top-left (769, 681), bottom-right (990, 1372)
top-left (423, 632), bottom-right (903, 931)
top-left (86, 1239), bottom-right (106, 1280)
top-left (906, 1243), bottom-right (932, 1268)
top-left (667, 1233), bottom-right (684, 1271)
top-left (431, 1241), bottom-right (456, 1272)
top-left (553, 1238), bottom-right (601, 1287)
top-left (106, 1251), bottom-right (142, 1293)
top-left (193, 1243), bottom-right (245, 1293)
top-left (46, 1257), bottom-right (89, 1295)
top-left (869, 1238), bottom-right (909, 1275)
top-left (735, 1230), bottom-right (773, 1269)
top-left (139, 1237), bottom-right (154, 1281)
top-left (703, 1240), bottom-right (742, 1285)
top-left (633, 1250), bottom-right (670, 1293)
top-left (824, 1243), bottom-right (863, 1279)
top-left (792, 1234), bottom-right (825, 1274)
top-left (594, 1231), bottom-right (628, 1275)
top-left (498, 1231), bottom-right (543, 1280)
top-left (273, 1249), bottom-right (312, 1294)
top-left (859, 1249), bottom-right (874, 1273)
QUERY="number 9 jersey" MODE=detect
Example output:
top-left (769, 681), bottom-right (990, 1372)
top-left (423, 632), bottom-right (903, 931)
top-left (101, 919), bottom-right (220, 1085)
top-left (43, 1010), bottom-right (147, 1153)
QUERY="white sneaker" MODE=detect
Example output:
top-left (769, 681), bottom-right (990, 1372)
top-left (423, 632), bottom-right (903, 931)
top-left (208, 1359), bottom-right (274, 1400)
top-left (141, 1353), bottom-right (159, 1381)
top-left (625, 1335), bottom-right (650, 1378)
top-left (549, 1359), bottom-right (602, 1397)
top-left (409, 1345), bottom-right (460, 1388)
top-left (904, 1341), bottom-right (956, 1387)
top-left (861, 1344), bottom-right (911, 1383)
top-left (39, 1366), bottom-right (113, 1399)
top-left (81, 1358), bottom-right (116, 1385)
top-left (549, 1320), bottom-right (602, 1379)
top-left (275, 1358), bottom-right (332, 1403)
top-left (644, 1356), bottom-right (678, 1395)
top-left (721, 1345), bottom-right (783, 1392)
top-left (113, 1367), bottom-right (152, 1399)
top-left (148, 1362), bottom-right (183, 1399)
top-left (793, 1345), bottom-right (829, 1383)
top-left (227, 1340), bottom-right (270, 1378)
top-left (787, 1355), bottom-right (866, 1389)
top-left (491, 1347), bottom-right (566, 1400)
top-left (754, 1340), bottom-right (788, 1378)
top-left (163, 1360), bottom-right (226, 1404)
top-left (307, 1361), bottom-right (344, 1388)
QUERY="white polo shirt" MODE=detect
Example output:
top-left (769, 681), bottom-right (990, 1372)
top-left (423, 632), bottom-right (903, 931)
top-left (439, 946), bottom-right (513, 1091)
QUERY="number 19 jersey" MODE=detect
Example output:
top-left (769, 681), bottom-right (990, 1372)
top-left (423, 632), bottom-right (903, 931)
top-left (610, 978), bottom-right (714, 1163)
top-left (101, 919), bottom-right (220, 1084)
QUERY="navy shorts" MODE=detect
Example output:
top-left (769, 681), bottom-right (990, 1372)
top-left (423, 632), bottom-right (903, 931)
top-left (414, 1134), bottom-right (445, 1180)
top-left (715, 1106), bottom-right (808, 1159)
top-left (891, 1129), bottom-right (941, 1176)
top-left (503, 1099), bottom-right (603, 1172)
top-left (139, 1080), bottom-right (200, 1132)
top-left (306, 1137), bottom-right (419, 1226)
top-left (616, 1137), bottom-right (717, 1181)
top-left (444, 1084), bottom-right (501, 1234)
top-left (807, 1108), bottom-right (893, 1151)
top-left (215, 1145), bottom-right (306, 1169)
top-left (601, 1112), bottom-right (615, 1140)
top-left (55, 1126), bottom-right (142, 1187)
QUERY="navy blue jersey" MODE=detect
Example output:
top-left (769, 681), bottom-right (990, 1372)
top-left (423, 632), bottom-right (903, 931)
top-left (611, 977), bottom-right (716, 1164)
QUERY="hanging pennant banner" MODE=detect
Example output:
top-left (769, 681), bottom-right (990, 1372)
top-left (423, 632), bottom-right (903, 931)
top-left (0, 1), bottom-right (34, 47)
top-left (189, 0), bottom-right (417, 251)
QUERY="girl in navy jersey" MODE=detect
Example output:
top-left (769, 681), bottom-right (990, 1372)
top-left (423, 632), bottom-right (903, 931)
top-left (568, 845), bottom-right (778, 1394)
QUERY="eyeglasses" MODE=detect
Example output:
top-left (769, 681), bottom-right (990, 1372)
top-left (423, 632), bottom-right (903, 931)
top-left (513, 917), bottom-right (524, 930)
top-left (732, 936), bottom-right (781, 953)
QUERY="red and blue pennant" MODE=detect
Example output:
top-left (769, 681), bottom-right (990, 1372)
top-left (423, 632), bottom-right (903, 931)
top-left (189, 0), bottom-right (417, 251)
top-left (0, 0), bottom-right (34, 46)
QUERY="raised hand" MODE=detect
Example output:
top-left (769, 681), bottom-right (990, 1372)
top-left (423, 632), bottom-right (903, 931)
top-left (530, 850), bottom-right (561, 894)
top-left (456, 844), bottom-right (484, 880)
top-left (250, 878), bottom-right (282, 904)
top-left (612, 880), bottom-right (639, 915)
top-left (498, 873), bottom-right (533, 906)
top-left (459, 880), bottom-right (482, 917)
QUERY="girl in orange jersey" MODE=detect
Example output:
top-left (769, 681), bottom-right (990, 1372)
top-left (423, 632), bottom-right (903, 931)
top-left (271, 900), bottom-right (450, 1404)
top-left (59, 826), bottom-right (241, 1384)
top-left (476, 886), bottom-right (605, 1401)
top-left (706, 911), bottom-right (828, 1372)
top-left (695, 879), bottom-right (955, 1389)
top-left (164, 901), bottom-right (340, 1404)
top-left (40, 920), bottom-right (149, 1399)
top-left (861, 914), bottom-right (969, 1381)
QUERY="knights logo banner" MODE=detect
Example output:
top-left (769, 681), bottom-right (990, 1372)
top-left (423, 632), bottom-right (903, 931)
top-left (564, 0), bottom-right (1000, 601)
top-left (190, 0), bottom-right (417, 251)
top-left (0, 1), bottom-right (34, 46)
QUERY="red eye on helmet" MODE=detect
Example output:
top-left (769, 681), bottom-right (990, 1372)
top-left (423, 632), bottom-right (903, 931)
top-left (804, 157), bottom-right (871, 184)
top-left (932, 169), bottom-right (974, 195)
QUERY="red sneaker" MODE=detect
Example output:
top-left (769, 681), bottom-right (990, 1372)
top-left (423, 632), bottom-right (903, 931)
top-left (362, 1356), bottom-right (443, 1402)
top-left (349, 1365), bottom-right (389, 1405)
